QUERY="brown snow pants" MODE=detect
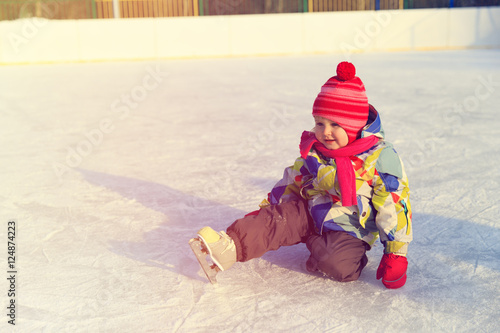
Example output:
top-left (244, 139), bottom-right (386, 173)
top-left (226, 199), bottom-right (369, 282)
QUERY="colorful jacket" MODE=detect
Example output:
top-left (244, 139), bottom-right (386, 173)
top-left (261, 106), bottom-right (412, 255)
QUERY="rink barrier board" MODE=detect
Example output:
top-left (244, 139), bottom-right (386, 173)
top-left (0, 6), bottom-right (499, 64)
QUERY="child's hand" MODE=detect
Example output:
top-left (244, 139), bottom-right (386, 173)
top-left (376, 253), bottom-right (408, 289)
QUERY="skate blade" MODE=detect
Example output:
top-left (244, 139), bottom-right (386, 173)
top-left (189, 238), bottom-right (220, 284)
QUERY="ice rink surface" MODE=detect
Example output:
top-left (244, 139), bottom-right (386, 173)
top-left (1, 49), bottom-right (500, 332)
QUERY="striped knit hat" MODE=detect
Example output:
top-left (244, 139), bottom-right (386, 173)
top-left (312, 62), bottom-right (369, 143)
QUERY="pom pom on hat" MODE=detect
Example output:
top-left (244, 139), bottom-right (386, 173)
top-left (336, 61), bottom-right (356, 81)
top-left (312, 62), bottom-right (369, 143)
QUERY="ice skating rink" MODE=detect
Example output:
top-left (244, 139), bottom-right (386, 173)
top-left (1, 49), bottom-right (500, 332)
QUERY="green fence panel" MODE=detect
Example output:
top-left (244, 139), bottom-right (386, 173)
top-left (0, 0), bottom-right (97, 20)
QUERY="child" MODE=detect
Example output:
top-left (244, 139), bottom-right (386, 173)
top-left (194, 62), bottom-right (412, 289)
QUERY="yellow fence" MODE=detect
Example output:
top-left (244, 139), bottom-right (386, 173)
top-left (2, 0), bottom-right (497, 20)
top-left (309, 0), bottom-right (402, 11)
top-left (95, 0), bottom-right (196, 18)
top-left (94, 0), bottom-right (401, 19)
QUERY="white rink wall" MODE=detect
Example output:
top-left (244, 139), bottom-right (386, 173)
top-left (1, 6), bottom-right (499, 64)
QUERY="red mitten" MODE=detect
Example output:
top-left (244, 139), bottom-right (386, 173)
top-left (376, 253), bottom-right (408, 289)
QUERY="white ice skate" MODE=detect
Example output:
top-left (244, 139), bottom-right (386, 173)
top-left (189, 227), bottom-right (236, 284)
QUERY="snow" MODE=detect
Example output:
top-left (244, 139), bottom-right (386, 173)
top-left (1, 49), bottom-right (500, 332)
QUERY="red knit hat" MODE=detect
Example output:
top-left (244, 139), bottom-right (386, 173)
top-left (312, 62), bottom-right (369, 143)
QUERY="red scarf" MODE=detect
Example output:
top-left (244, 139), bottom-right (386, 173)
top-left (299, 131), bottom-right (379, 207)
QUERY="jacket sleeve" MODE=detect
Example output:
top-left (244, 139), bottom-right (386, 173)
top-left (260, 157), bottom-right (310, 207)
top-left (372, 146), bottom-right (413, 255)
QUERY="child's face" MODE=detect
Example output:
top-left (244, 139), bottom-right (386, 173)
top-left (313, 116), bottom-right (349, 150)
